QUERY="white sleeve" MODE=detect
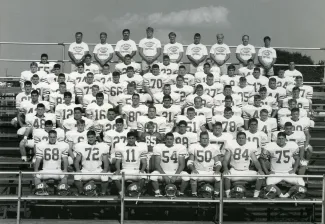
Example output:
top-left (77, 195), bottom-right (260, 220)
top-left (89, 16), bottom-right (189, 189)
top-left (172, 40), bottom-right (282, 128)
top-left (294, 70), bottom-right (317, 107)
top-left (226, 45), bottom-right (231, 54)
top-left (93, 44), bottom-right (98, 54)
top-left (84, 43), bottom-right (89, 51)
top-left (235, 46), bottom-right (241, 53)
top-left (131, 41), bottom-right (137, 51)
top-left (68, 43), bottom-right (74, 52)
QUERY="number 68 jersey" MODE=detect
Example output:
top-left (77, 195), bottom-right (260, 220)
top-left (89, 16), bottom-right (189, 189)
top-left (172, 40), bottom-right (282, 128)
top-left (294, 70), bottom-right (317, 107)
top-left (36, 141), bottom-right (69, 170)
top-left (75, 142), bottom-right (110, 171)
top-left (153, 144), bottom-right (187, 172)
top-left (189, 143), bottom-right (221, 172)
top-left (115, 142), bottom-right (148, 170)
top-left (263, 141), bottom-right (299, 173)
top-left (226, 141), bottom-right (257, 171)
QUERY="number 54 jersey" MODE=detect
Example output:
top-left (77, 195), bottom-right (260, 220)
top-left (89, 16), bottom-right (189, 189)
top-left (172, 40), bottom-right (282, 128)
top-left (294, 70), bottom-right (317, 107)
top-left (153, 144), bottom-right (187, 172)
top-left (75, 142), bottom-right (110, 171)
top-left (115, 142), bottom-right (148, 170)
top-left (189, 143), bottom-right (221, 172)
top-left (36, 141), bottom-right (69, 170)
top-left (226, 141), bottom-right (257, 171)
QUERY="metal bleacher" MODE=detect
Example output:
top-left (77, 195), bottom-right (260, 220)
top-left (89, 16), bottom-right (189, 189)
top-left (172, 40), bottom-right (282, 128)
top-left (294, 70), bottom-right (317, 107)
top-left (0, 42), bottom-right (325, 224)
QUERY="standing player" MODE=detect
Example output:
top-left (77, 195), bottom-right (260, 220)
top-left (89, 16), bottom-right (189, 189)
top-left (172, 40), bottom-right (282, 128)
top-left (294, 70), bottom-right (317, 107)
top-left (158, 55), bottom-right (179, 76)
top-left (139, 27), bottom-right (162, 73)
top-left (235, 35), bottom-right (256, 67)
top-left (121, 94), bottom-right (148, 130)
top-left (143, 64), bottom-right (168, 96)
top-left (246, 67), bottom-right (269, 92)
top-left (188, 132), bottom-right (222, 197)
top-left (223, 132), bottom-right (264, 198)
top-left (115, 29), bottom-right (137, 61)
top-left (115, 54), bottom-right (141, 75)
top-left (156, 95), bottom-right (181, 133)
top-left (93, 32), bottom-right (114, 69)
top-left (150, 133), bottom-right (189, 197)
top-left (210, 34), bottom-right (231, 75)
top-left (37, 53), bottom-right (56, 74)
top-left (104, 71), bottom-right (127, 106)
top-left (113, 132), bottom-right (148, 196)
top-left (261, 132), bottom-right (305, 198)
top-left (186, 33), bottom-right (208, 74)
top-left (258, 36), bottom-right (277, 77)
top-left (220, 65), bottom-right (240, 87)
top-left (74, 130), bottom-right (110, 196)
top-left (232, 77), bottom-right (255, 107)
top-left (34, 130), bottom-right (69, 195)
top-left (173, 120), bottom-right (198, 150)
top-left (68, 32), bottom-right (89, 72)
top-left (163, 32), bottom-right (184, 63)
top-left (137, 106), bottom-right (167, 138)
top-left (284, 62), bottom-right (303, 78)
top-left (86, 93), bottom-right (114, 121)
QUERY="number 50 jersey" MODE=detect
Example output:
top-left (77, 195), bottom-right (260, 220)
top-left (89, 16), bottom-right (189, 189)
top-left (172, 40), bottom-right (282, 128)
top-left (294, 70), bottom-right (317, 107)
top-left (189, 143), bottom-right (221, 172)
top-left (36, 141), bottom-right (69, 170)
top-left (75, 142), bottom-right (110, 171)
top-left (115, 142), bottom-right (148, 170)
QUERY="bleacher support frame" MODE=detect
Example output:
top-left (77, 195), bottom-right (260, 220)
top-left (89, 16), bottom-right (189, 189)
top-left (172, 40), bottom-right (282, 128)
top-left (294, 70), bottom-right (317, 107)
top-left (0, 171), bottom-right (324, 224)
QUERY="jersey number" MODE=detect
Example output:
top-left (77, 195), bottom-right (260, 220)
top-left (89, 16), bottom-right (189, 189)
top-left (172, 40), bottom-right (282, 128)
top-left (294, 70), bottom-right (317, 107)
top-left (162, 151), bottom-right (177, 163)
top-left (44, 148), bottom-right (59, 161)
top-left (85, 147), bottom-right (100, 161)
top-left (126, 149), bottom-right (136, 162)
top-left (233, 148), bottom-right (249, 161)
top-left (275, 150), bottom-right (290, 163)
top-left (197, 150), bottom-right (212, 163)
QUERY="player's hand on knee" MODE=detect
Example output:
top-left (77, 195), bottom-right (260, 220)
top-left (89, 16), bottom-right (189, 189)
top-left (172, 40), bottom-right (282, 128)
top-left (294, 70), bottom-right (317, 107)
top-left (192, 169), bottom-right (199, 175)
top-left (223, 170), bottom-right (231, 176)
top-left (214, 171), bottom-right (221, 176)
top-left (288, 169), bottom-right (295, 174)
top-left (170, 176), bottom-right (177, 183)
top-left (258, 170), bottom-right (265, 176)
top-left (114, 170), bottom-right (121, 175)
top-left (163, 176), bottom-right (171, 184)
top-left (269, 171), bottom-right (275, 175)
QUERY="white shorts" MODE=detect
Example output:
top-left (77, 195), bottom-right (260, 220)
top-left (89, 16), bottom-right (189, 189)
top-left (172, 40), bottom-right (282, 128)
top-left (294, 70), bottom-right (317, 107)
top-left (266, 172), bottom-right (305, 186)
top-left (227, 168), bottom-right (263, 182)
top-left (26, 139), bottom-right (35, 148)
top-left (36, 169), bottom-right (64, 180)
top-left (74, 168), bottom-right (110, 182)
top-left (17, 127), bottom-right (29, 136)
top-left (141, 59), bottom-right (158, 71)
top-left (190, 170), bottom-right (220, 182)
top-left (150, 171), bottom-right (190, 182)
top-left (112, 169), bottom-right (147, 181)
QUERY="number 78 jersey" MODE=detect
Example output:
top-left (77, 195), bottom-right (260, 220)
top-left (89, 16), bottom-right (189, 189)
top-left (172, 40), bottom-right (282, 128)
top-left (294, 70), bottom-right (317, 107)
top-left (226, 141), bottom-right (257, 171)
top-left (75, 142), bottom-right (110, 171)
top-left (189, 143), bottom-right (221, 172)
top-left (115, 142), bottom-right (148, 170)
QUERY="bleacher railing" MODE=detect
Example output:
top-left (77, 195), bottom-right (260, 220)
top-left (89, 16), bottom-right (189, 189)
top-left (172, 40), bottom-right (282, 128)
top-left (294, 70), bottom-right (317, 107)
top-left (0, 171), bottom-right (324, 224)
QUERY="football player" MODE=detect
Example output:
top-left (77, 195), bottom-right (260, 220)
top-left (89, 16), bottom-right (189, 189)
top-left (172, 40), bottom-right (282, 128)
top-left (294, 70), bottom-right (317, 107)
top-left (282, 87), bottom-right (311, 112)
top-left (83, 84), bottom-right (109, 109)
top-left (55, 92), bottom-right (79, 129)
top-left (238, 59), bottom-right (255, 77)
top-left (232, 77), bottom-right (255, 107)
top-left (104, 71), bottom-right (128, 106)
top-left (143, 64), bottom-right (168, 95)
top-left (20, 62), bottom-right (46, 91)
top-left (257, 109), bottom-right (277, 142)
top-left (94, 108), bottom-right (120, 140)
top-left (75, 72), bottom-right (103, 105)
top-left (284, 62), bottom-right (303, 78)
top-left (94, 64), bottom-right (112, 84)
top-left (37, 53), bottom-right (56, 74)
top-left (44, 64), bottom-right (63, 84)
top-left (199, 73), bottom-right (223, 98)
top-left (154, 84), bottom-right (180, 105)
top-left (171, 75), bottom-right (194, 107)
top-left (30, 74), bottom-right (49, 101)
top-left (274, 69), bottom-right (294, 89)
top-left (219, 65), bottom-right (239, 87)
top-left (156, 95), bottom-right (181, 132)
top-left (249, 87), bottom-right (277, 117)
top-left (158, 55), bottom-right (179, 76)
top-left (208, 122), bottom-right (234, 156)
top-left (120, 66), bottom-right (143, 91)
top-left (137, 106), bottom-right (167, 138)
top-left (86, 92), bottom-right (114, 121)
top-left (49, 74), bottom-right (75, 94)
top-left (266, 77), bottom-right (286, 108)
top-left (173, 120), bottom-right (198, 150)
top-left (195, 63), bottom-right (220, 84)
top-left (246, 67), bottom-right (269, 92)
top-left (49, 82), bottom-right (75, 112)
top-left (68, 63), bottom-right (87, 85)
top-left (214, 85), bottom-right (242, 108)
top-left (62, 107), bottom-right (94, 132)
top-left (117, 82), bottom-right (151, 106)
top-left (83, 54), bottom-right (100, 74)
top-left (185, 84), bottom-right (214, 108)
top-left (278, 99), bottom-right (308, 122)
top-left (115, 54), bottom-right (141, 75)
top-left (169, 65), bottom-right (195, 87)
top-left (213, 95), bottom-right (242, 117)
top-left (176, 107), bottom-right (206, 136)
top-left (286, 76), bottom-right (313, 101)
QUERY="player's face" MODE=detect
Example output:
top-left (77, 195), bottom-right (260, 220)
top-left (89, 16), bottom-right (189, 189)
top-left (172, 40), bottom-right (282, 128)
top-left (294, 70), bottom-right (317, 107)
top-left (53, 66), bottom-right (61, 75)
top-left (259, 91), bottom-right (267, 99)
top-left (260, 112), bottom-right (268, 121)
top-left (196, 88), bottom-right (203, 96)
top-left (44, 124), bottom-right (53, 132)
top-left (291, 111), bottom-right (299, 120)
top-left (92, 87), bottom-right (99, 96)
top-left (176, 77), bottom-right (183, 86)
top-left (77, 65), bottom-right (84, 73)
top-left (116, 122), bottom-right (124, 132)
top-left (284, 125), bottom-right (293, 134)
top-left (249, 121), bottom-right (258, 132)
top-left (31, 65), bottom-right (38, 73)
top-left (126, 69), bottom-right (134, 77)
top-left (41, 56), bottom-right (48, 64)
top-left (77, 123), bottom-right (85, 132)
top-left (75, 34), bottom-right (82, 43)
top-left (254, 98), bottom-right (261, 107)
top-left (147, 124), bottom-right (155, 133)
top-left (48, 133), bottom-right (57, 144)
top-left (165, 135), bottom-right (174, 147)
top-left (213, 125), bottom-right (223, 135)
top-left (292, 90), bottom-right (300, 98)
top-left (253, 70), bottom-right (260, 78)
top-left (124, 57), bottom-right (131, 65)
top-left (87, 134), bottom-right (96, 145)
top-left (225, 98), bottom-right (232, 107)
top-left (247, 61), bottom-right (254, 69)
top-left (278, 70), bottom-right (284, 78)
top-left (242, 36), bottom-right (249, 45)
top-left (169, 34), bottom-right (176, 43)
top-left (217, 35), bottom-right (224, 44)
top-left (228, 68), bottom-right (235, 76)
top-left (194, 36), bottom-right (200, 44)
top-left (207, 76), bottom-right (214, 85)
top-left (152, 67), bottom-right (160, 76)
top-left (224, 88), bottom-right (232, 96)
top-left (200, 134), bottom-right (209, 146)
top-left (148, 108), bottom-right (156, 118)
top-left (289, 62), bottom-right (295, 70)
top-left (146, 30), bottom-right (153, 38)
top-left (264, 39), bottom-right (270, 47)
top-left (86, 74), bottom-right (94, 84)
top-left (58, 76), bottom-right (65, 83)
top-left (163, 57), bottom-right (170, 66)
top-left (178, 124), bottom-right (187, 134)
top-left (224, 110), bottom-right (233, 119)
top-left (107, 111), bottom-right (115, 120)
top-left (296, 78), bottom-right (303, 86)
top-left (269, 80), bottom-right (277, 89)
top-left (37, 107), bottom-right (45, 116)
top-left (85, 57), bottom-right (91, 64)
top-left (102, 66), bottom-right (110, 75)
top-left (127, 135), bottom-right (137, 145)
top-left (277, 136), bottom-right (286, 147)
top-left (123, 31), bottom-right (130, 40)
top-left (178, 68), bottom-right (186, 76)
top-left (96, 96), bottom-right (104, 105)
top-left (288, 101), bottom-right (297, 109)
top-left (236, 134), bottom-right (246, 146)
top-left (187, 110), bottom-right (195, 119)
top-left (163, 86), bottom-right (171, 95)
top-left (194, 98), bottom-right (202, 108)
top-left (31, 93), bottom-right (39, 102)
top-left (112, 75), bottom-right (120, 83)
top-left (64, 95), bottom-right (72, 104)
top-left (203, 65), bottom-right (210, 73)
top-left (59, 84), bottom-right (67, 93)
top-left (100, 34), bottom-right (107, 43)
top-left (239, 81), bottom-right (246, 88)
top-left (74, 110), bottom-right (82, 119)
top-left (132, 95), bottom-right (140, 105)
top-left (163, 98), bottom-right (172, 107)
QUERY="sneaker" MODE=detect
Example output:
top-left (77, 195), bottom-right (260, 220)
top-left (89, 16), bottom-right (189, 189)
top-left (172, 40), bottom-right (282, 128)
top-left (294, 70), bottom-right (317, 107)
top-left (279, 193), bottom-right (290, 198)
top-left (191, 192), bottom-right (198, 197)
top-left (35, 191), bottom-right (49, 196)
top-left (213, 191), bottom-right (220, 199)
top-left (155, 192), bottom-right (163, 197)
top-left (253, 191), bottom-right (260, 198)
top-left (177, 191), bottom-right (185, 197)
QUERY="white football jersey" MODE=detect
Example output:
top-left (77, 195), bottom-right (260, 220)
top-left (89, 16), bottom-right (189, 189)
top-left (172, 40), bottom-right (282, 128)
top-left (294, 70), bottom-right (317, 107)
top-left (232, 85), bottom-right (256, 106)
top-left (103, 128), bottom-right (130, 153)
top-left (94, 117), bottom-right (125, 136)
top-left (33, 128), bottom-right (65, 144)
top-left (49, 82), bottom-right (75, 94)
top-left (226, 141), bottom-right (257, 171)
top-left (170, 85), bottom-right (194, 105)
top-left (153, 144), bottom-right (187, 172)
top-left (155, 104), bottom-right (181, 132)
top-left (195, 72), bottom-right (220, 84)
top-left (117, 93), bottom-right (151, 106)
top-left (62, 117), bottom-right (94, 131)
top-left (175, 115), bottom-right (206, 135)
top-left (244, 130), bottom-right (269, 155)
top-left (257, 118), bottom-right (277, 142)
top-left (186, 94), bottom-right (214, 108)
top-left (20, 70), bottom-right (46, 88)
top-left (31, 82), bottom-right (50, 99)
top-left (115, 142), bottom-right (148, 170)
top-left (242, 104), bottom-right (272, 120)
top-left (266, 86), bottom-right (286, 103)
top-left (208, 132), bottom-right (234, 154)
top-left (213, 105), bottom-right (242, 117)
top-left (277, 108), bottom-right (308, 122)
top-left (16, 92), bottom-right (32, 109)
top-left (86, 103), bottom-right (113, 121)
top-left (55, 103), bottom-right (80, 122)
top-left (173, 131), bottom-right (198, 149)
top-left (104, 81), bottom-right (127, 105)
top-left (214, 94), bottom-right (242, 108)
top-left (120, 74), bottom-right (143, 91)
top-left (246, 75), bottom-right (269, 92)
top-left (279, 117), bottom-right (314, 132)
top-left (84, 63), bottom-right (100, 74)
top-left (220, 75), bottom-right (240, 87)
top-left (286, 85), bottom-right (313, 100)
top-left (115, 62), bottom-right (141, 74)
top-left (169, 74), bottom-right (195, 87)
top-left (189, 143), bottom-right (221, 171)
top-left (271, 131), bottom-right (305, 148)
top-left (157, 62), bottom-right (179, 75)
top-left (83, 94), bottom-right (109, 108)
top-left (122, 104), bottom-right (148, 129)
top-left (274, 76), bottom-right (295, 89)
top-left (36, 62), bottom-right (56, 74)
top-left (143, 72), bottom-right (169, 94)
top-left (65, 130), bottom-right (88, 145)
top-left (153, 92), bottom-right (180, 105)
top-left (25, 113), bottom-right (56, 129)
top-left (75, 81), bottom-right (104, 97)
top-left (137, 116), bottom-right (167, 134)
top-left (238, 67), bottom-right (254, 77)
top-left (49, 92), bottom-right (76, 108)
top-left (211, 115), bottom-right (244, 138)
top-left (284, 69), bottom-right (303, 78)
top-left (36, 141), bottom-right (68, 170)
top-left (184, 106), bottom-right (212, 124)
top-left (20, 101), bottom-right (50, 114)
top-left (94, 73), bottom-right (112, 85)
top-left (68, 72), bottom-right (86, 85)
top-left (199, 82), bottom-right (223, 98)
top-left (282, 97), bottom-right (310, 111)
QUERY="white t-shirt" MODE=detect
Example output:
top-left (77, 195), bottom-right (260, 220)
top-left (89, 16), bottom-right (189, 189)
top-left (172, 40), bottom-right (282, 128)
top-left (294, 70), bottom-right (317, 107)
top-left (115, 39), bottom-right (137, 57)
top-left (210, 43), bottom-right (231, 61)
top-left (68, 42), bottom-right (89, 60)
top-left (258, 47), bottom-right (277, 64)
top-left (284, 69), bottom-right (303, 78)
top-left (236, 44), bottom-right (256, 61)
top-left (93, 43), bottom-right (114, 60)
top-left (163, 42), bottom-right (184, 61)
top-left (186, 43), bottom-right (208, 61)
top-left (139, 37), bottom-right (162, 57)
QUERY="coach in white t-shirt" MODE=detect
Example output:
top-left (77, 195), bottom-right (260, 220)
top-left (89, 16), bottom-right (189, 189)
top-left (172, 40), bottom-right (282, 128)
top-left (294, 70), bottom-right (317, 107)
top-left (284, 62), bottom-right (303, 78)
top-left (163, 32), bottom-right (184, 63)
top-left (115, 29), bottom-right (137, 61)
top-left (210, 34), bottom-right (231, 75)
top-left (139, 27), bottom-right (162, 73)
top-left (93, 32), bottom-right (114, 69)
top-left (236, 35), bottom-right (256, 67)
top-left (68, 32), bottom-right (89, 73)
top-left (186, 33), bottom-right (208, 74)
top-left (258, 36), bottom-right (277, 77)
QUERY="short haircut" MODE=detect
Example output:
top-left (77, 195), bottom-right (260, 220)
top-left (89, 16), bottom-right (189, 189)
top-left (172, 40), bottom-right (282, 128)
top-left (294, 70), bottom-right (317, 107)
top-left (176, 75), bottom-right (184, 80)
top-left (163, 55), bottom-right (170, 60)
top-left (163, 84), bottom-right (171, 88)
top-left (92, 84), bottom-right (99, 89)
top-left (269, 77), bottom-right (276, 82)
top-left (284, 122), bottom-right (293, 127)
top-left (112, 71), bottom-right (120, 77)
top-left (187, 107), bottom-right (195, 113)
top-left (30, 62), bottom-right (38, 67)
top-left (214, 122), bottom-right (222, 127)
top-left (224, 85), bottom-right (232, 90)
top-left (224, 106), bottom-right (233, 113)
top-left (194, 33), bottom-right (201, 37)
top-left (85, 54), bottom-right (92, 58)
top-left (32, 74), bottom-right (39, 79)
top-left (74, 107), bottom-right (83, 113)
top-left (196, 84), bottom-right (203, 90)
top-left (148, 105), bottom-right (156, 111)
top-left (86, 72), bottom-right (94, 77)
top-left (291, 108), bottom-right (300, 114)
top-left (225, 95), bottom-right (233, 101)
top-left (115, 118), bottom-right (124, 124)
top-left (178, 120), bottom-right (188, 126)
top-left (292, 87), bottom-right (300, 92)
top-left (41, 53), bottom-right (48, 58)
top-left (48, 130), bottom-right (57, 136)
top-left (259, 87), bottom-right (267, 93)
top-left (247, 59), bottom-right (253, 63)
top-left (59, 82), bottom-right (66, 86)
top-left (31, 90), bottom-right (39, 95)
top-left (179, 65), bottom-right (186, 70)
top-left (103, 63), bottom-right (110, 68)
top-left (296, 76), bottom-right (303, 80)
top-left (45, 120), bottom-right (53, 126)
top-left (163, 95), bottom-right (172, 101)
top-left (254, 95), bottom-right (261, 100)
top-left (96, 92), bottom-right (104, 98)
top-left (107, 108), bottom-right (115, 113)
top-left (58, 73), bottom-right (66, 78)
top-left (126, 66), bottom-right (134, 71)
top-left (24, 81), bottom-right (32, 86)
top-left (64, 92), bottom-right (72, 98)
top-left (203, 62), bottom-right (211, 67)
top-left (127, 131), bottom-right (137, 138)
top-left (253, 67), bottom-right (261, 72)
top-left (165, 132), bottom-right (174, 139)
top-left (242, 35), bottom-right (249, 39)
top-left (237, 131), bottom-right (246, 138)
top-left (277, 132), bottom-right (286, 138)
top-left (77, 119), bottom-right (85, 125)
top-left (146, 27), bottom-right (154, 32)
top-left (87, 130), bottom-right (96, 137)
top-left (75, 32), bottom-right (83, 36)
top-left (168, 32), bottom-right (176, 37)
top-left (248, 118), bottom-right (258, 126)
top-left (199, 131), bottom-right (209, 138)
top-left (53, 64), bottom-right (61, 69)
top-left (239, 77), bottom-right (247, 82)
top-left (152, 64), bottom-right (159, 69)
top-left (100, 32), bottom-right (107, 37)
top-left (260, 109), bottom-right (269, 114)
top-left (228, 64), bottom-right (236, 71)
top-left (206, 73), bottom-right (214, 78)
top-left (122, 29), bottom-right (130, 33)
top-left (288, 99), bottom-right (297, 104)
top-left (124, 54), bottom-right (131, 59)
top-left (37, 103), bottom-right (45, 109)
top-left (132, 93), bottom-right (140, 99)
top-left (76, 63), bottom-right (84, 68)
top-left (194, 96), bottom-right (202, 102)
top-left (264, 36), bottom-right (271, 42)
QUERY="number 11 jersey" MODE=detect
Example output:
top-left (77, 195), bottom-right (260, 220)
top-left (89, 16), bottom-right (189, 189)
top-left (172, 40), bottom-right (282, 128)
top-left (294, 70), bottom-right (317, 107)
top-left (115, 142), bottom-right (148, 170)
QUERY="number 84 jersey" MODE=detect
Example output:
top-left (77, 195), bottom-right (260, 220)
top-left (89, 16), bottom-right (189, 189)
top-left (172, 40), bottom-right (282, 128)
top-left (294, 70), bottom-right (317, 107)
top-left (189, 143), bottom-right (221, 172)
top-left (226, 141), bottom-right (257, 171)
top-left (75, 142), bottom-right (110, 171)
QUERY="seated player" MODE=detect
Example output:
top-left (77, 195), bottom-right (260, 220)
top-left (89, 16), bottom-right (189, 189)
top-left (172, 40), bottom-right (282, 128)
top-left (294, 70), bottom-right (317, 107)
top-left (156, 95), bottom-right (181, 133)
top-left (170, 75), bottom-right (194, 107)
top-left (76, 72), bottom-right (104, 105)
top-left (68, 63), bottom-right (87, 85)
top-left (143, 64), bottom-right (169, 96)
top-left (113, 131), bottom-right (148, 196)
top-left (117, 82), bottom-right (152, 106)
top-left (62, 107), bottom-right (94, 132)
top-left (49, 74), bottom-right (75, 94)
top-left (212, 107), bottom-right (244, 138)
top-left (176, 107), bottom-right (206, 136)
top-left (49, 81), bottom-right (75, 112)
top-left (74, 130), bottom-right (110, 196)
top-left (115, 54), bottom-right (141, 75)
top-left (157, 55), bottom-right (179, 75)
top-left (104, 71), bottom-right (127, 106)
top-left (83, 85), bottom-right (109, 109)
top-left (55, 92), bottom-right (80, 129)
top-left (232, 77), bottom-right (255, 107)
top-left (196, 58), bottom-right (221, 74)
top-left (151, 133), bottom-right (189, 197)
top-left (214, 85), bottom-right (242, 108)
top-left (249, 87), bottom-right (277, 117)
top-left (213, 95), bottom-right (242, 117)
top-left (238, 59), bottom-right (255, 77)
top-left (30, 74), bottom-right (50, 101)
top-left (195, 62), bottom-right (220, 84)
top-left (173, 120), bottom-right (198, 150)
top-left (185, 84), bottom-right (214, 108)
top-left (34, 130), bottom-right (69, 196)
top-left (83, 54), bottom-right (100, 74)
top-left (208, 122), bottom-right (234, 156)
top-left (188, 132), bottom-right (222, 198)
top-left (94, 109), bottom-right (121, 140)
top-left (266, 77), bottom-right (286, 108)
top-left (199, 73), bottom-right (223, 98)
top-left (169, 65), bottom-right (195, 87)
top-left (20, 120), bottom-right (65, 162)
top-left (223, 132), bottom-right (264, 198)
top-left (219, 64), bottom-right (239, 87)
top-left (137, 106), bottom-right (167, 138)
top-left (120, 66), bottom-right (144, 91)
top-left (44, 64), bottom-right (63, 84)
top-left (20, 62), bottom-right (46, 91)
top-left (246, 67), bottom-right (269, 92)
top-left (86, 92), bottom-right (114, 121)
top-left (36, 53), bottom-right (56, 74)
top-left (274, 68), bottom-right (295, 89)
top-left (261, 132), bottom-right (306, 198)
top-left (286, 76), bottom-right (313, 101)
top-left (94, 63), bottom-right (112, 84)
top-left (257, 109), bottom-right (277, 142)
top-left (154, 84), bottom-right (180, 105)
top-left (278, 99), bottom-right (308, 123)
top-left (13, 81), bottom-right (33, 128)
top-left (282, 87), bottom-right (310, 112)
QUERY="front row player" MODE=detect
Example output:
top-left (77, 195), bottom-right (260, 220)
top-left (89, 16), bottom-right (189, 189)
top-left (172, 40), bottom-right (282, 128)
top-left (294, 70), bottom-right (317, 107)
top-left (34, 130), bottom-right (69, 196)
top-left (261, 132), bottom-right (306, 198)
